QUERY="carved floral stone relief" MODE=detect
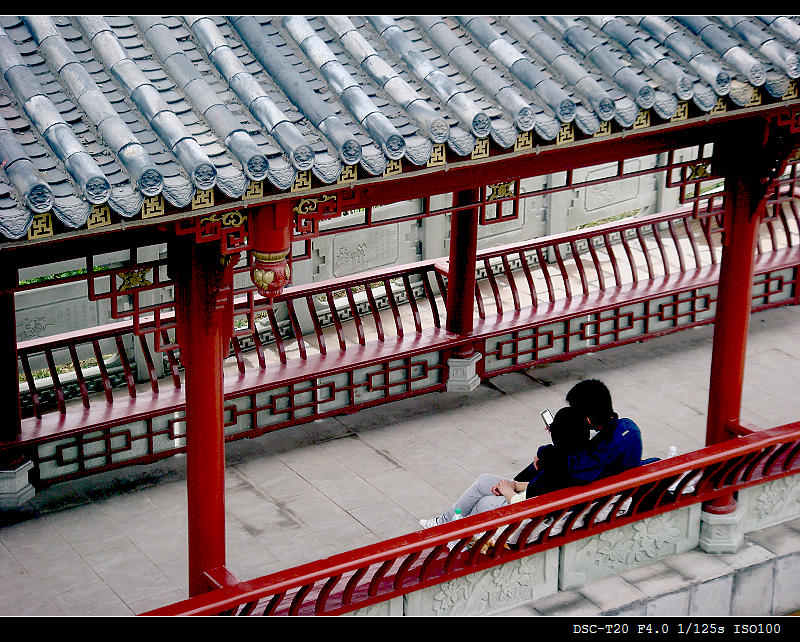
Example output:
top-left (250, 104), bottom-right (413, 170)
top-left (741, 476), bottom-right (800, 533)
top-left (430, 554), bottom-right (546, 616)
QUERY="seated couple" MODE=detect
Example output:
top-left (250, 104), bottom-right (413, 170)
top-left (419, 379), bottom-right (643, 528)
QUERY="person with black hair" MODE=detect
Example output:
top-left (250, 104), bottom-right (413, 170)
top-left (418, 406), bottom-right (592, 528)
top-left (514, 406), bottom-right (592, 498)
top-left (564, 378), bottom-right (643, 483)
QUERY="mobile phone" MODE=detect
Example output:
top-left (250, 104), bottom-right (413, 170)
top-left (541, 409), bottom-right (553, 428)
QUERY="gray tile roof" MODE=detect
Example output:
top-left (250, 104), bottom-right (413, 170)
top-left (1, 15), bottom-right (799, 241)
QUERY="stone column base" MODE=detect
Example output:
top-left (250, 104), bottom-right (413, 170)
top-left (0, 460), bottom-right (35, 509)
top-left (699, 505), bottom-right (744, 554)
top-left (446, 352), bottom-right (482, 392)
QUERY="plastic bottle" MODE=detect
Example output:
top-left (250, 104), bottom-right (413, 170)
top-left (667, 446), bottom-right (681, 492)
top-left (665, 446), bottom-right (699, 494)
top-left (668, 446), bottom-right (686, 493)
top-left (447, 509), bottom-right (463, 550)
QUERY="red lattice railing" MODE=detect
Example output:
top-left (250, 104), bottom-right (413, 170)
top-left (8, 200), bottom-right (800, 486)
top-left (19, 198), bottom-right (800, 412)
top-left (143, 420), bottom-right (800, 616)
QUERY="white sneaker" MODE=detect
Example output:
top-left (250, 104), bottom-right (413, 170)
top-left (419, 515), bottom-right (446, 529)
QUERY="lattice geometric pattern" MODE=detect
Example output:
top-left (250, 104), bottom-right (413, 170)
top-left (514, 131), bottom-right (534, 151)
top-left (482, 269), bottom-right (797, 376)
top-left (175, 209), bottom-right (250, 254)
top-left (471, 138), bottom-right (489, 159)
top-left (672, 102), bottom-right (689, 121)
top-left (35, 411), bottom-right (185, 483)
top-left (383, 158), bottom-right (402, 176)
top-left (480, 181), bottom-right (519, 225)
top-left (87, 204), bottom-right (112, 229)
top-left (191, 189), bottom-right (215, 210)
top-left (711, 97), bottom-right (727, 114)
top-left (337, 164), bottom-right (357, 183)
top-left (27, 211), bottom-right (53, 239)
top-left (593, 120), bottom-right (612, 137)
top-left (291, 171), bottom-right (312, 192)
top-left (633, 109), bottom-right (650, 129)
top-left (141, 195), bottom-right (165, 218)
top-left (556, 123), bottom-right (574, 145)
top-left (428, 143), bottom-right (447, 165)
top-left (747, 87), bottom-right (762, 107)
top-left (243, 181), bottom-right (264, 200)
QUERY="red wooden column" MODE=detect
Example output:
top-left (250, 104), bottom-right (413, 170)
top-left (705, 174), bottom-right (764, 444)
top-left (444, 187), bottom-right (482, 392)
top-left (174, 239), bottom-right (235, 596)
top-left (0, 292), bottom-right (21, 446)
top-left (446, 188), bottom-right (480, 352)
top-left (0, 263), bottom-right (22, 467)
top-left (248, 201), bottom-right (293, 299)
top-left (702, 121), bottom-right (786, 527)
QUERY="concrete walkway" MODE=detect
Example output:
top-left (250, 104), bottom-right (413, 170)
top-left (1, 301), bottom-right (799, 615)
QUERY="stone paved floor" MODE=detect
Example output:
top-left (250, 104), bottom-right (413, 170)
top-left (1, 303), bottom-right (799, 615)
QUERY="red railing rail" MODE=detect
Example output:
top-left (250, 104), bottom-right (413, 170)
top-left (464, 199), bottom-right (798, 318)
top-left (17, 317), bottom-right (181, 419)
top-left (233, 258), bottom-right (447, 365)
top-left (144, 420), bottom-right (800, 616)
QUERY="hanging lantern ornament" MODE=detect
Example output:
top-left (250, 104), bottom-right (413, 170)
top-left (251, 249), bottom-right (291, 298)
top-left (249, 202), bottom-right (292, 299)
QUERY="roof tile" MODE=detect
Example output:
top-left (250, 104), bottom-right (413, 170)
top-left (0, 15), bottom-right (798, 241)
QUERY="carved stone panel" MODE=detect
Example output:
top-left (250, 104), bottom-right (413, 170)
top-left (583, 160), bottom-right (642, 213)
top-left (738, 476), bottom-right (800, 534)
top-left (315, 225), bottom-right (404, 280)
top-left (16, 281), bottom-right (111, 343)
top-left (559, 504), bottom-right (701, 590)
top-left (345, 596), bottom-right (403, 616)
top-left (404, 548), bottom-right (558, 616)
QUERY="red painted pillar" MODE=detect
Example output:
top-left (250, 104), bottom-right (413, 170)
top-left (0, 291), bottom-right (21, 445)
top-left (703, 170), bottom-right (765, 514)
top-left (174, 240), bottom-right (234, 596)
top-left (446, 188), bottom-right (480, 355)
top-left (0, 263), bottom-right (23, 468)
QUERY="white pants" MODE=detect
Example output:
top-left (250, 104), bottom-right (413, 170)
top-left (441, 473), bottom-right (509, 522)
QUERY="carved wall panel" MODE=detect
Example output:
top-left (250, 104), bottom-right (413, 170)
top-left (559, 504), bottom-right (701, 590)
top-left (404, 548), bottom-right (558, 616)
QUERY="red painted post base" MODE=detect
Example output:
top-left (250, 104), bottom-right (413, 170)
top-left (702, 494), bottom-right (739, 515)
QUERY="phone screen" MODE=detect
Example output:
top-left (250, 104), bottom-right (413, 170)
top-left (541, 409), bottom-right (553, 427)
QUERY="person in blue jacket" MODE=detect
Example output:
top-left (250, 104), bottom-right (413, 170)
top-left (564, 378), bottom-right (643, 482)
top-left (419, 379), bottom-right (643, 529)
